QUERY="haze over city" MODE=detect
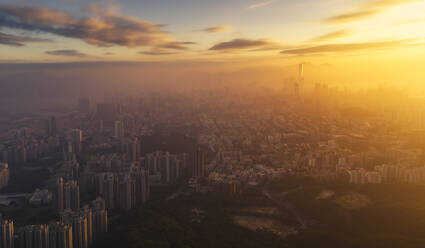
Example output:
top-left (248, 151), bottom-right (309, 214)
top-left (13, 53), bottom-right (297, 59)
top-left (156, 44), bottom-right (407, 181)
top-left (1, 1), bottom-right (425, 248)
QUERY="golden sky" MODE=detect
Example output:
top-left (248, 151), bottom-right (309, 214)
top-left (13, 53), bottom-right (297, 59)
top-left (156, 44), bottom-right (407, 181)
top-left (0, 0), bottom-right (424, 87)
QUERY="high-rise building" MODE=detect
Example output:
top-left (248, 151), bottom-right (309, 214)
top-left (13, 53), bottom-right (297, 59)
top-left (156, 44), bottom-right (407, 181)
top-left (0, 163), bottom-right (10, 190)
top-left (91, 197), bottom-right (108, 239)
top-left (192, 149), bottom-right (205, 178)
top-left (113, 121), bottom-right (124, 138)
top-left (95, 169), bottom-right (149, 210)
top-left (60, 211), bottom-right (88, 248)
top-left (0, 219), bottom-right (14, 248)
top-left (59, 203), bottom-right (108, 248)
top-left (121, 138), bottom-right (141, 162)
top-left (78, 98), bottom-right (90, 113)
top-left (118, 173), bottom-right (134, 210)
top-left (45, 116), bottom-right (57, 136)
top-left (16, 224), bottom-right (49, 248)
top-left (63, 180), bottom-right (80, 211)
top-left (55, 178), bottom-right (80, 213)
top-left (48, 222), bottom-right (73, 248)
top-left (55, 177), bottom-right (65, 213)
top-left (66, 129), bottom-right (83, 155)
top-left (95, 173), bottom-right (117, 210)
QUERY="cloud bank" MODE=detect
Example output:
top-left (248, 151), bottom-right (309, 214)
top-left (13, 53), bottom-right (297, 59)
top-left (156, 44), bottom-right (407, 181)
top-left (0, 4), bottom-right (192, 49)
top-left (210, 38), bottom-right (272, 51)
top-left (325, 0), bottom-right (419, 24)
top-left (46, 49), bottom-right (87, 57)
top-left (0, 31), bottom-right (50, 46)
top-left (199, 26), bottom-right (231, 33)
top-left (281, 40), bottom-right (410, 55)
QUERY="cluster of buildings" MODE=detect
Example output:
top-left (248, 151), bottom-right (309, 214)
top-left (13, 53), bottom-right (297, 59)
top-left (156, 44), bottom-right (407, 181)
top-left (347, 165), bottom-right (425, 185)
top-left (145, 151), bottom-right (188, 185)
top-left (0, 197), bottom-right (107, 248)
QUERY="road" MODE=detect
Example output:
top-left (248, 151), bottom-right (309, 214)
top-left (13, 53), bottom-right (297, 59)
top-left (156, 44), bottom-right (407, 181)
top-left (262, 186), bottom-right (308, 230)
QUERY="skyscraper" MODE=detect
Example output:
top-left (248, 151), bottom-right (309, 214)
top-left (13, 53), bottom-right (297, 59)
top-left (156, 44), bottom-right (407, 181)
top-left (55, 177), bottom-right (64, 213)
top-left (118, 173), bottom-right (134, 210)
top-left (55, 178), bottom-right (80, 213)
top-left (60, 211), bottom-right (89, 248)
top-left (48, 222), bottom-right (73, 248)
top-left (66, 129), bottom-right (83, 155)
top-left (79, 206), bottom-right (93, 246)
top-left (0, 219), bottom-right (14, 248)
top-left (192, 149), bottom-right (205, 178)
top-left (63, 180), bottom-right (80, 211)
top-left (91, 197), bottom-right (108, 239)
top-left (113, 121), bottom-right (124, 138)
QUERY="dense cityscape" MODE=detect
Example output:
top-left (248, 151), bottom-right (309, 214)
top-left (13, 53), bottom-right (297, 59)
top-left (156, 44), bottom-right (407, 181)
top-left (0, 63), bottom-right (424, 247)
top-left (1, 0), bottom-right (425, 247)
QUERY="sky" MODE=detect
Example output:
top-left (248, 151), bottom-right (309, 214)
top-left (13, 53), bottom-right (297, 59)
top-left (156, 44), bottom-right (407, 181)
top-left (0, 0), bottom-right (425, 88)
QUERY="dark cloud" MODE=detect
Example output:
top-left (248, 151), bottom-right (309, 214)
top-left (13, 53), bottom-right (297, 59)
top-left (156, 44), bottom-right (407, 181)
top-left (281, 40), bottom-right (410, 55)
top-left (209, 38), bottom-right (272, 50)
top-left (0, 4), bottom-right (191, 49)
top-left (0, 31), bottom-right (50, 46)
top-left (45, 49), bottom-right (87, 57)
top-left (311, 29), bottom-right (352, 42)
top-left (159, 41), bottom-right (196, 50)
top-left (325, 0), bottom-right (419, 24)
top-left (199, 26), bottom-right (231, 33)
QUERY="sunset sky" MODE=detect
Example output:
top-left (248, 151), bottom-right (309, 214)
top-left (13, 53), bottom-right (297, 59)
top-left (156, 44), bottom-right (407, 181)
top-left (0, 0), bottom-right (425, 88)
top-left (0, 0), bottom-right (424, 60)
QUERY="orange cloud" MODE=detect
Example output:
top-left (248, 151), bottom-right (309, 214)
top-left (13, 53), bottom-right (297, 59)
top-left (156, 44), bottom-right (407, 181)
top-left (325, 0), bottom-right (420, 24)
top-left (311, 29), bottom-right (352, 42)
top-left (281, 40), bottom-right (411, 55)
top-left (199, 26), bottom-right (231, 33)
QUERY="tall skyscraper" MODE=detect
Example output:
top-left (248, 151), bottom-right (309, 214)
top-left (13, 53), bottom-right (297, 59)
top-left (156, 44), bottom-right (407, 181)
top-left (118, 173), bottom-right (134, 210)
top-left (192, 149), bottom-right (206, 178)
top-left (96, 173), bottom-right (117, 210)
top-left (113, 121), bottom-right (124, 138)
top-left (66, 129), bottom-right (83, 155)
top-left (91, 197), bottom-right (108, 239)
top-left (55, 178), bottom-right (80, 213)
top-left (60, 211), bottom-right (88, 248)
top-left (55, 177), bottom-right (64, 213)
top-left (63, 180), bottom-right (80, 211)
top-left (295, 63), bottom-right (304, 98)
top-left (48, 222), bottom-right (73, 248)
top-left (0, 219), bottom-right (14, 248)
top-left (79, 206), bottom-right (93, 246)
